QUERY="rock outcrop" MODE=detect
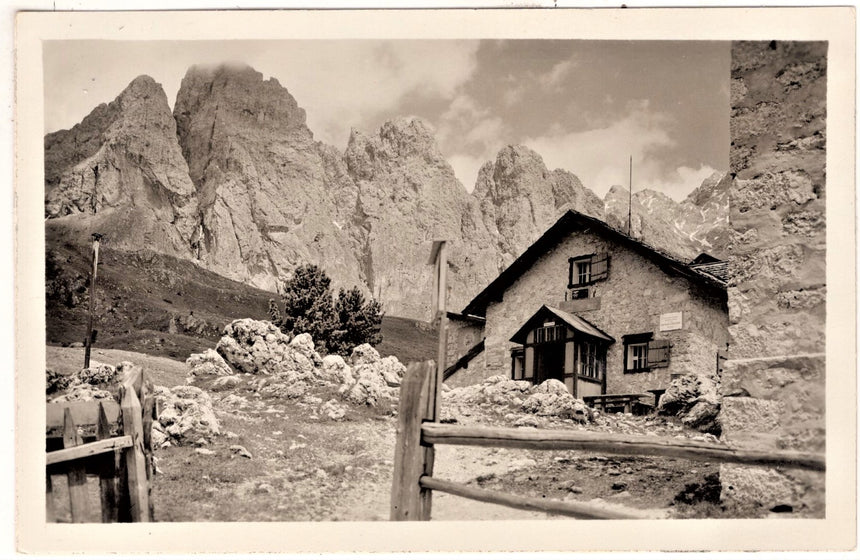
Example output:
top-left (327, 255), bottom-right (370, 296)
top-left (173, 64), bottom-right (365, 293)
top-left (45, 75), bottom-right (199, 257)
top-left (604, 171), bottom-right (730, 260)
top-left (344, 117), bottom-right (501, 315)
top-left (473, 145), bottom-right (604, 266)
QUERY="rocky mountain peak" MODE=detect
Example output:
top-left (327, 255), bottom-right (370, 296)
top-left (43, 73), bottom-right (199, 257)
top-left (685, 170), bottom-right (729, 207)
top-left (474, 145), bottom-right (603, 265)
top-left (175, 63), bottom-right (309, 141)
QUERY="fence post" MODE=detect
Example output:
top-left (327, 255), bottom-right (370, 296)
top-left (119, 380), bottom-right (150, 522)
top-left (390, 361), bottom-right (434, 521)
top-left (62, 408), bottom-right (88, 523)
top-left (96, 401), bottom-right (119, 522)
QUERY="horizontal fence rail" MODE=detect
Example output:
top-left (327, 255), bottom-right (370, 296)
top-left (419, 476), bottom-right (649, 520)
top-left (421, 423), bottom-right (826, 472)
top-left (46, 436), bottom-right (132, 466)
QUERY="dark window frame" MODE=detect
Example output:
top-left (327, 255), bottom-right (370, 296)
top-left (622, 332), bottom-right (671, 373)
top-left (623, 332), bottom-right (653, 374)
top-left (568, 252), bottom-right (610, 289)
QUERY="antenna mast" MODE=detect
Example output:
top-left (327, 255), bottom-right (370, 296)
top-left (627, 155), bottom-right (633, 237)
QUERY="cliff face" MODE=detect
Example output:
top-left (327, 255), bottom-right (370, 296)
top-left (473, 145), bottom-right (603, 266)
top-left (44, 64), bottom-right (727, 320)
top-left (172, 64), bottom-right (365, 292)
top-left (44, 75), bottom-right (198, 256)
top-left (344, 118), bottom-right (500, 316)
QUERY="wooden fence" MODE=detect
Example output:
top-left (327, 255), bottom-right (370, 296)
top-left (390, 361), bottom-right (826, 521)
top-left (46, 365), bottom-right (155, 523)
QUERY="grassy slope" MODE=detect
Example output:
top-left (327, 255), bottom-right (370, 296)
top-left (46, 224), bottom-right (437, 364)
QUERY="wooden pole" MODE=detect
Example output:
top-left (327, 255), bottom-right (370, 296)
top-left (627, 155), bottom-right (633, 237)
top-left (119, 382), bottom-right (150, 522)
top-left (84, 233), bottom-right (103, 369)
top-left (421, 423), bottom-right (826, 472)
top-left (432, 241), bottom-right (448, 422)
top-left (390, 361), bottom-right (434, 521)
top-left (97, 402), bottom-right (119, 522)
top-left (419, 476), bottom-right (650, 520)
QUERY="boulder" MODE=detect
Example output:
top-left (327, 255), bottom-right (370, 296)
top-left (350, 343), bottom-right (380, 366)
top-left (338, 353), bottom-right (405, 406)
top-left (210, 375), bottom-right (242, 392)
top-left (75, 363), bottom-right (117, 386)
top-left (659, 370), bottom-right (721, 434)
top-left (340, 366), bottom-right (387, 406)
top-left (46, 368), bottom-right (73, 395)
top-left (289, 333), bottom-right (322, 365)
top-left (186, 348), bottom-right (232, 377)
top-left (521, 387), bottom-right (593, 423)
top-left (378, 356), bottom-right (406, 387)
top-left (216, 318), bottom-right (292, 375)
top-left (154, 384), bottom-right (220, 444)
top-left (320, 355), bottom-right (353, 385)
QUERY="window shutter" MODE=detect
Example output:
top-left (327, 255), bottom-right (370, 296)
top-left (591, 253), bottom-right (609, 281)
top-left (647, 339), bottom-right (671, 368)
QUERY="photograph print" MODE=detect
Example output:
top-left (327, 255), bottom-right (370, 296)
top-left (18, 6), bottom-right (855, 555)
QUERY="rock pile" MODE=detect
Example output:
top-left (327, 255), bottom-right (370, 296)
top-left (658, 370), bottom-right (721, 435)
top-left (46, 361), bottom-right (122, 403)
top-left (215, 319), bottom-right (318, 376)
top-left (444, 376), bottom-right (595, 424)
top-left (151, 384), bottom-right (221, 447)
top-left (521, 379), bottom-right (594, 423)
top-left (189, 319), bottom-right (406, 411)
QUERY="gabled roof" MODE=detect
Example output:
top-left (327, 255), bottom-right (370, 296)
top-left (462, 210), bottom-right (727, 317)
top-left (510, 305), bottom-right (614, 344)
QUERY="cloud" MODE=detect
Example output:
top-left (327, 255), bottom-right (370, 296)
top-left (254, 41), bottom-right (480, 148)
top-left (436, 93), bottom-right (509, 191)
top-left (539, 59), bottom-right (576, 90)
top-left (523, 101), bottom-right (683, 198)
top-left (650, 164), bottom-right (719, 201)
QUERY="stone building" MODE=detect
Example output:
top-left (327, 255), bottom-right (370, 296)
top-left (445, 210), bottom-right (729, 405)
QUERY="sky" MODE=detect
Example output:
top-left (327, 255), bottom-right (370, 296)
top-left (44, 40), bottom-right (729, 201)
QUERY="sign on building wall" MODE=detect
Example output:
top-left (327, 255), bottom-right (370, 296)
top-left (659, 311), bottom-right (683, 332)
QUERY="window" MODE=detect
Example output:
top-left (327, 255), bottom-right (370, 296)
top-left (534, 324), bottom-right (566, 344)
top-left (575, 339), bottom-right (606, 381)
top-left (568, 253), bottom-right (609, 289)
top-left (510, 347), bottom-right (525, 380)
top-left (623, 333), bottom-right (670, 373)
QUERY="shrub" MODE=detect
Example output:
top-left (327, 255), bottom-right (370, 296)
top-left (272, 264), bottom-right (383, 355)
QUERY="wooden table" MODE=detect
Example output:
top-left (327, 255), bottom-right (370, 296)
top-left (583, 393), bottom-right (654, 414)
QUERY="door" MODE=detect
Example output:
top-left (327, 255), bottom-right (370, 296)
top-left (534, 341), bottom-right (565, 385)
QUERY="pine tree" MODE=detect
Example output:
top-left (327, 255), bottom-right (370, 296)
top-left (274, 264), bottom-right (383, 356)
top-left (279, 264), bottom-right (337, 353)
top-left (330, 287), bottom-right (383, 355)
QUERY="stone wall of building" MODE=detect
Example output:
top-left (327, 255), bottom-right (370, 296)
top-left (720, 40), bottom-right (826, 516)
top-left (444, 316), bottom-right (486, 388)
top-left (472, 228), bottom-right (728, 396)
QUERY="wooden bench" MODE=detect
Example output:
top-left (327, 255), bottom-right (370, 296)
top-left (583, 393), bottom-right (654, 415)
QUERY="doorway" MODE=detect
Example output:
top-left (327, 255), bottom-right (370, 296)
top-left (534, 341), bottom-right (565, 385)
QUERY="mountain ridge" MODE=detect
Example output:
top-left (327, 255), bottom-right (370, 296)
top-left (45, 65), bottom-right (729, 320)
